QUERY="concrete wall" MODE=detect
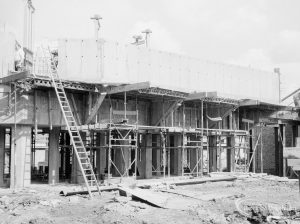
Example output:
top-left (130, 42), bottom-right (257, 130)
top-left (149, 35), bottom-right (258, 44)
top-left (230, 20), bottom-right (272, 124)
top-left (48, 39), bottom-right (279, 104)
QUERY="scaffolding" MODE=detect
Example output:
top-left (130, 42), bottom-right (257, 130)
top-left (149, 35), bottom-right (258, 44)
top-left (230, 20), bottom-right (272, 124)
top-left (1, 72), bottom-right (253, 185)
top-left (107, 92), bottom-right (139, 182)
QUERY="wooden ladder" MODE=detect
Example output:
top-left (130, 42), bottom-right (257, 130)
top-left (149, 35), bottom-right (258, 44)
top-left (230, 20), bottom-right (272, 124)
top-left (46, 49), bottom-right (101, 198)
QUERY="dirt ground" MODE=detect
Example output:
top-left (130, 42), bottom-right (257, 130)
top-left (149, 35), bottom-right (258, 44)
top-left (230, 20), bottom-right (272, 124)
top-left (1, 174), bottom-right (300, 224)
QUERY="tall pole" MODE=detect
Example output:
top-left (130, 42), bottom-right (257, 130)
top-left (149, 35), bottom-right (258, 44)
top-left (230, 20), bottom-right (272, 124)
top-left (261, 124), bottom-right (263, 173)
top-left (13, 83), bottom-right (17, 190)
top-left (274, 68), bottom-right (281, 104)
top-left (200, 100), bottom-right (204, 176)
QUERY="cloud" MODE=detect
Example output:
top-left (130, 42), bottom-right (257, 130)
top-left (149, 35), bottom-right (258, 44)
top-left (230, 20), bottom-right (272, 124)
top-left (270, 30), bottom-right (300, 63)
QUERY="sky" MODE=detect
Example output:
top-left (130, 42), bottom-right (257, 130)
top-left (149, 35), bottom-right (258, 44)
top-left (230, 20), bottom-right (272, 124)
top-left (1, 0), bottom-right (300, 101)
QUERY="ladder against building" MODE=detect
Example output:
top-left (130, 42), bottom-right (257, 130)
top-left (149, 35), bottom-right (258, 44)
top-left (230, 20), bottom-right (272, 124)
top-left (46, 49), bottom-right (101, 198)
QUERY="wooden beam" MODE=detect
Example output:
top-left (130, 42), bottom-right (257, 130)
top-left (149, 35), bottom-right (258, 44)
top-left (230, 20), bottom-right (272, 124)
top-left (0, 71), bottom-right (30, 84)
top-left (186, 91), bottom-right (217, 101)
top-left (112, 110), bottom-right (137, 116)
top-left (283, 147), bottom-right (300, 159)
top-left (242, 118), bottom-right (254, 124)
top-left (85, 92), bottom-right (107, 124)
top-left (287, 159), bottom-right (300, 167)
top-left (88, 92), bottom-right (93, 117)
top-left (154, 100), bottom-right (182, 126)
top-left (107, 82), bottom-right (150, 94)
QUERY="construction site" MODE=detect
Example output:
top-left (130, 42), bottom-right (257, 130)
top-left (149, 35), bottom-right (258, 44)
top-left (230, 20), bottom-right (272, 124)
top-left (1, 1), bottom-right (300, 223)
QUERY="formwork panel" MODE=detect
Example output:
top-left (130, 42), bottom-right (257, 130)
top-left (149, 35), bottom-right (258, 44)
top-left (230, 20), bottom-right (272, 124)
top-left (56, 39), bottom-right (279, 104)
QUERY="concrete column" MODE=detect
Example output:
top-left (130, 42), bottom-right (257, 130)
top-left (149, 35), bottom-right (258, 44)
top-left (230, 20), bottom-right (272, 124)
top-left (226, 136), bottom-right (235, 172)
top-left (0, 127), bottom-right (5, 187)
top-left (48, 127), bottom-right (60, 185)
top-left (145, 134), bottom-right (153, 179)
top-left (138, 134), bottom-right (153, 179)
top-left (11, 125), bottom-right (31, 188)
top-left (172, 134), bottom-right (182, 176)
top-left (152, 135), bottom-right (161, 176)
top-left (274, 127), bottom-right (279, 176)
top-left (209, 136), bottom-right (217, 172)
top-left (114, 133), bottom-right (130, 177)
top-left (281, 124), bottom-right (286, 177)
top-left (189, 135), bottom-right (198, 174)
top-left (96, 132), bottom-right (106, 178)
top-left (71, 132), bottom-right (86, 184)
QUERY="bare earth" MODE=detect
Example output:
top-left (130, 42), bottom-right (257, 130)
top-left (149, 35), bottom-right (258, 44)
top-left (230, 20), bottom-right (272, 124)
top-left (1, 174), bottom-right (300, 224)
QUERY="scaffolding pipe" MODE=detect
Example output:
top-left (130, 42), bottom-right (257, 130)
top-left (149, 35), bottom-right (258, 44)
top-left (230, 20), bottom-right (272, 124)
top-left (200, 100), bottom-right (204, 176)
top-left (261, 125), bottom-right (263, 173)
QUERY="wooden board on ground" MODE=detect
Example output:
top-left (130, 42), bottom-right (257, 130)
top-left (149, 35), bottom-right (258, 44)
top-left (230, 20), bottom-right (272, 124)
top-left (60, 186), bottom-right (119, 196)
top-left (118, 187), bottom-right (201, 210)
top-left (118, 187), bottom-right (168, 208)
top-left (283, 147), bottom-right (300, 159)
top-left (287, 159), bottom-right (300, 167)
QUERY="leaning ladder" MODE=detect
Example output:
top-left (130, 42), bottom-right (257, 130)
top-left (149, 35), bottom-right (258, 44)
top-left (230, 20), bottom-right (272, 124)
top-left (47, 50), bottom-right (101, 198)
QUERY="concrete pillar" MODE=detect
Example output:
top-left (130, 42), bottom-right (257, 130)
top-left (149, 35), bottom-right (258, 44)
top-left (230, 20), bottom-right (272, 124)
top-left (71, 132), bottom-right (86, 184)
top-left (11, 125), bottom-right (31, 188)
top-left (48, 127), bottom-right (60, 185)
top-left (0, 127), bottom-right (5, 187)
top-left (281, 124), bottom-right (286, 177)
top-left (96, 132), bottom-right (106, 178)
top-left (138, 134), bottom-right (153, 179)
top-left (189, 135), bottom-right (198, 174)
top-left (172, 134), bottom-right (182, 176)
top-left (209, 136), bottom-right (217, 172)
top-left (226, 136), bottom-right (235, 172)
top-left (114, 133), bottom-right (130, 177)
top-left (152, 135), bottom-right (161, 176)
top-left (145, 134), bottom-right (153, 179)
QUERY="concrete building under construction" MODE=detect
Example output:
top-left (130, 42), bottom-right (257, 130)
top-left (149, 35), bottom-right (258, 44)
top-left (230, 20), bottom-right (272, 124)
top-left (1, 1), bottom-right (300, 197)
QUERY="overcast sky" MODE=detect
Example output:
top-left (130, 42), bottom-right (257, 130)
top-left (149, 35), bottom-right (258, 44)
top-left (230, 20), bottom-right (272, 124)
top-left (1, 0), bottom-right (300, 100)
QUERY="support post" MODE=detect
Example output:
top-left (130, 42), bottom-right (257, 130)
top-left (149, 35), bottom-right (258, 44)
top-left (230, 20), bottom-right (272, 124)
top-left (172, 134), bottom-right (182, 176)
top-left (96, 132), bottom-right (106, 179)
top-left (209, 136), bottom-right (217, 172)
top-left (138, 134), bottom-right (153, 179)
top-left (226, 136), bottom-right (235, 172)
top-left (48, 127), bottom-right (60, 184)
top-left (200, 100), bottom-right (204, 176)
top-left (145, 134), bottom-right (152, 179)
top-left (0, 127), bottom-right (5, 187)
top-left (11, 125), bottom-right (32, 188)
top-left (260, 125), bottom-right (263, 173)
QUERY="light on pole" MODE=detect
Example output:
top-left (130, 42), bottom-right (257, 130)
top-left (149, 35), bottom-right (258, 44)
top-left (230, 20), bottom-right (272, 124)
top-left (142, 29), bottom-right (152, 48)
top-left (91, 14), bottom-right (102, 40)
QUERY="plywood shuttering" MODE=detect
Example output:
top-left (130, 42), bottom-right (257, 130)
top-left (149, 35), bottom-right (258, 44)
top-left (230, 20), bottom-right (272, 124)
top-left (96, 99), bottom-right (150, 125)
top-left (58, 39), bottom-right (279, 104)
